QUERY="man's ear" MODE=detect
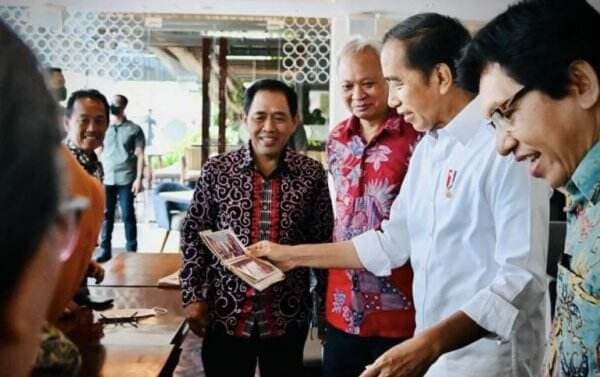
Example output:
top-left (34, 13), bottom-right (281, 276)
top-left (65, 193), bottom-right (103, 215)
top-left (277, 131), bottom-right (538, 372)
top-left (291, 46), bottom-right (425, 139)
top-left (242, 112), bottom-right (248, 127)
top-left (433, 63), bottom-right (454, 95)
top-left (568, 60), bottom-right (599, 110)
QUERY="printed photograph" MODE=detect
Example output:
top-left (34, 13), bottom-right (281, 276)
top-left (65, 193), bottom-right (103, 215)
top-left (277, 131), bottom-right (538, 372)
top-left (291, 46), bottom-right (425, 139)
top-left (230, 257), bottom-right (276, 280)
top-left (200, 229), bottom-right (246, 260)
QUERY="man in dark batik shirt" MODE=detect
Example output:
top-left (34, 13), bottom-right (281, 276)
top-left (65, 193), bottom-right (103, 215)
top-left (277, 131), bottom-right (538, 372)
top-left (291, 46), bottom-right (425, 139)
top-left (63, 89), bottom-right (108, 182)
top-left (181, 79), bottom-right (334, 377)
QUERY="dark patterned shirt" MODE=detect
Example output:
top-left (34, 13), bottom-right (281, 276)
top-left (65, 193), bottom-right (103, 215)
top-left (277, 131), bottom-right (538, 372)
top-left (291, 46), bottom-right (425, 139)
top-left (181, 145), bottom-right (334, 337)
top-left (65, 138), bottom-right (103, 181)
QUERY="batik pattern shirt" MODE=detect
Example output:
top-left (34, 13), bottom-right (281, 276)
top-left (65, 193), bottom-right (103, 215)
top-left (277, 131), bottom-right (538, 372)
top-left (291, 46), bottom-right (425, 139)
top-left (326, 111), bottom-right (420, 337)
top-left (32, 323), bottom-right (81, 377)
top-left (181, 145), bottom-right (334, 337)
top-left (545, 141), bottom-right (600, 377)
top-left (65, 138), bottom-right (103, 181)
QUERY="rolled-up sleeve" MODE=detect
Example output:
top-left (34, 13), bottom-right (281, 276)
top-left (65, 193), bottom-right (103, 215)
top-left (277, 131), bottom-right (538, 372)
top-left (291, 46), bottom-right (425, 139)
top-left (352, 181), bottom-right (412, 277)
top-left (461, 158), bottom-right (550, 340)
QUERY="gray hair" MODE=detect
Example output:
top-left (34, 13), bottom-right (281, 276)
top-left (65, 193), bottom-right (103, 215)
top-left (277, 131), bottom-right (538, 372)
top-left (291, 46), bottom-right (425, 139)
top-left (336, 37), bottom-right (382, 71)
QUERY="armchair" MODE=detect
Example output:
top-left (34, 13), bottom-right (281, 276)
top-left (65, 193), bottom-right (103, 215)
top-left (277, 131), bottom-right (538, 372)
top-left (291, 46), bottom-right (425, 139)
top-left (153, 182), bottom-right (192, 252)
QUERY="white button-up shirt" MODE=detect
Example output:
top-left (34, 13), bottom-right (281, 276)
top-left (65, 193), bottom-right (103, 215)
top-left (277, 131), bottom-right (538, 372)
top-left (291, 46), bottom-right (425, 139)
top-left (353, 98), bottom-right (550, 377)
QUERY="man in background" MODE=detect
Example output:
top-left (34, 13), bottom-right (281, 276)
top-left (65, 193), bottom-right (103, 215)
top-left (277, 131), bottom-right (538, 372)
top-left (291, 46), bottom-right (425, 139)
top-left (321, 38), bottom-right (419, 377)
top-left (97, 94), bottom-right (145, 262)
top-left (46, 67), bottom-right (67, 103)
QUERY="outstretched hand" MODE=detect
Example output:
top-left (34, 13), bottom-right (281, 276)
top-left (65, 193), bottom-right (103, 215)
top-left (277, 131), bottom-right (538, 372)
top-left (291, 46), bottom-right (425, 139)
top-left (246, 240), bottom-right (296, 271)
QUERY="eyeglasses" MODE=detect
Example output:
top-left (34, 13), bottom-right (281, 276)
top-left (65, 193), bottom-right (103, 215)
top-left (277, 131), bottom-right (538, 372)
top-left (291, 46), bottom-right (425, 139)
top-left (490, 86), bottom-right (531, 132)
top-left (56, 196), bottom-right (90, 262)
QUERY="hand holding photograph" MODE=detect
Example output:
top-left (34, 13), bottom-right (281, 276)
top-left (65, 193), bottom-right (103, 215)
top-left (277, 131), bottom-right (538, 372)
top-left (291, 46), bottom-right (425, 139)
top-left (199, 229), bottom-right (285, 290)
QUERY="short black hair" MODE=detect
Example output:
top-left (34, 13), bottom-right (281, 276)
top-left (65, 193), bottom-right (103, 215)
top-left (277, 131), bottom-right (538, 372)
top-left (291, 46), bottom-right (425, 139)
top-left (0, 21), bottom-right (62, 302)
top-left (65, 89), bottom-right (110, 123)
top-left (243, 79), bottom-right (298, 117)
top-left (383, 13), bottom-right (471, 84)
top-left (114, 94), bottom-right (128, 108)
top-left (458, 0), bottom-right (600, 97)
top-left (46, 67), bottom-right (63, 75)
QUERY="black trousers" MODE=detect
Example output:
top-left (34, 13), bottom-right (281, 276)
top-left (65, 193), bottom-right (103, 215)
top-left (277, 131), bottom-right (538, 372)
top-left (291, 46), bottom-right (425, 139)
top-left (202, 325), bottom-right (308, 377)
top-left (322, 325), bottom-right (406, 377)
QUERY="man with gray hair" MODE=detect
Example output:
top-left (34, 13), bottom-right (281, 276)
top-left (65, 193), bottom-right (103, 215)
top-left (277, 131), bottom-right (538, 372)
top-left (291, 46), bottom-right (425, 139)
top-left (322, 37), bottom-right (420, 377)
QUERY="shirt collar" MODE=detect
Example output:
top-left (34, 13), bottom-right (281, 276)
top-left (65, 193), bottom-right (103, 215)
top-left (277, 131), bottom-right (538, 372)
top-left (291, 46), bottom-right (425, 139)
top-left (342, 109), bottom-right (402, 138)
top-left (112, 118), bottom-right (129, 127)
top-left (240, 142), bottom-right (293, 177)
top-left (345, 109), bottom-right (401, 135)
top-left (431, 96), bottom-right (485, 146)
top-left (65, 138), bottom-right (83, 154)
top-left (565, 139), bottom-right (600, 205)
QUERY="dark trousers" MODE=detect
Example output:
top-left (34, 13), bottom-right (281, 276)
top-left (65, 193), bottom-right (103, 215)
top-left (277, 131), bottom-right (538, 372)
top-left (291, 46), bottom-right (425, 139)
top-left (322, 325), bottom-right (406, 377)
top-left (202, 325), bottom-right (308, 377)
top-left (99, 183), bottom-right (137, 257)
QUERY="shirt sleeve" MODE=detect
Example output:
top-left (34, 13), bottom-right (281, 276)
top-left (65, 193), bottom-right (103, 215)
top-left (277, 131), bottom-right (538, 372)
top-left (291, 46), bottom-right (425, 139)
top-left (460, 157), bottom-right (550, 341)
top-left (352, 175), bottom-right (412, 277)
top-left (180, 164), bottom-right (216, 306)
top-left (134, 124), bottom-right (145, 150)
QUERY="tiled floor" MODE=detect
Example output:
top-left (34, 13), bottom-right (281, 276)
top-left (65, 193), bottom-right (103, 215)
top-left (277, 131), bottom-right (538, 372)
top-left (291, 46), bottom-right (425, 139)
top-left (93, 191), bottom-right (181, 258)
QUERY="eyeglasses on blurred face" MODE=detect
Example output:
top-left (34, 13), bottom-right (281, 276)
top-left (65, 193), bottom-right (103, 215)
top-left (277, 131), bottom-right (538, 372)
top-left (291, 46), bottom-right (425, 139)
top-left (55, 196), bottom-right (89, 262)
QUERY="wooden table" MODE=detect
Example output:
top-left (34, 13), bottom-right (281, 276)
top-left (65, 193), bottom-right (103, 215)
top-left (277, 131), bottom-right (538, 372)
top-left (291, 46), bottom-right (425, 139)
top-left (73, 253), bottom-right (186, 377)
top-left (92, 253), bottom-right (181, 288)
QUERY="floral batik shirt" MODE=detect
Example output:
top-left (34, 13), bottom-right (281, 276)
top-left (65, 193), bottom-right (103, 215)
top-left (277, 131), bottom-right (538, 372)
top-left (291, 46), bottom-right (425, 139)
top-left (326, 111), bottom-right (420, 337)
top-left (545, 140), bottom-right (600, 377)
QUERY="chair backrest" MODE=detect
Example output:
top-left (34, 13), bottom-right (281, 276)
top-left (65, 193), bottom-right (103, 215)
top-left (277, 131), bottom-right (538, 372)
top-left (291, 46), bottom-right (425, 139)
top-left (547, 220), bottom-right (566, 319)
top-left (547, 221), bottom-right (566, 278)
top-left (184, 145), bottom-right (203, 170)
top-left (153, 182), bottom-right (191, 229)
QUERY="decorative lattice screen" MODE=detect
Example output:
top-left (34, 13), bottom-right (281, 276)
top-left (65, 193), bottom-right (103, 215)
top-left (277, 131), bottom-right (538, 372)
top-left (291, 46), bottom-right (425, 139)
top-left (1, 6), bottom-right (147, 80)
top-left (280, 17), bottom-right (330, 85)
top-left (1, 6), bottom-right (331, 85)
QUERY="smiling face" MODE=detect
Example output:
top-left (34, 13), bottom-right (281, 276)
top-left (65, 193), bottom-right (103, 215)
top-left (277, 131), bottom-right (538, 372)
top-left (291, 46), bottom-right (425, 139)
top-left (65, 97), bottom-right (108, 153)
top-left (479, 62), bottom-right (598, 187)
top-left (243, 89), bottom-right (297, 160)
top-left (338, 49), bottom-right (389, 122)
top-left (380, 39), bottom-right (442, 132)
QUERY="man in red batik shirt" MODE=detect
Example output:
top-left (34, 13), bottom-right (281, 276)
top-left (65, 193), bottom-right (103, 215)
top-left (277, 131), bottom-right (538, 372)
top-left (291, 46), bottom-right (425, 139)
top-left (323, 38), bottom-right (421, 377)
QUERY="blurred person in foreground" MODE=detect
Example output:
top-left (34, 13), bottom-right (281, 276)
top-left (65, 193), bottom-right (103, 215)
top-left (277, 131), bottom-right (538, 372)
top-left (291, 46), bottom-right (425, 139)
top-left (0, 20), bottom-right (78, 377)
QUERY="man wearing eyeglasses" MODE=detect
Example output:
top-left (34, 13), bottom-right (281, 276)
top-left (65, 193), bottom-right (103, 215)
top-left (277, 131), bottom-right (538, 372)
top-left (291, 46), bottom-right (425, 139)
top-left (249, 13), bottom-right (550, 377)
top-left (460, 0), bottom-right (600, 375)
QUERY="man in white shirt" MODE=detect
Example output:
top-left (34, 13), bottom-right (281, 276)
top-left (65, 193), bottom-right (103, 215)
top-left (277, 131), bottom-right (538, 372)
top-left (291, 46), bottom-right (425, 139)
top-left (248, 13), bottom-right (550, 377)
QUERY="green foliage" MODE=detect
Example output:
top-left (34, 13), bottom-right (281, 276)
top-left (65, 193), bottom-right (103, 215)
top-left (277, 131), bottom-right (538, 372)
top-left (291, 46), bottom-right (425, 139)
top-left (307, 139), bottom-right (325, 151)
top-left (156, 130), bottom-right (202, 169)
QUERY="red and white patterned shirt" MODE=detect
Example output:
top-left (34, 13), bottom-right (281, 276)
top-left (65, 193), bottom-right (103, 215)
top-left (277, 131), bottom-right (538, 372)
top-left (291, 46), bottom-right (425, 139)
top-left (326, 110), bottom-right (420, 337)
